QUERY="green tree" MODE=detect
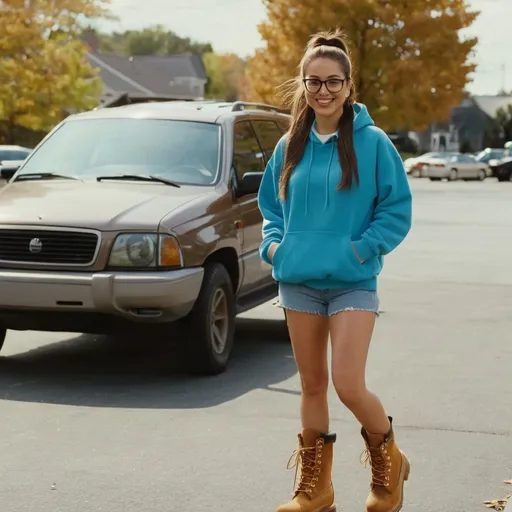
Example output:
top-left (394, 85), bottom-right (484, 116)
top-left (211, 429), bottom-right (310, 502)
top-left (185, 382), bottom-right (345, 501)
top-left (98, 25), bottom-right (213, 56)
top-left (247, 0), bottom-right (479, 132)
top-left (495, 104), bottom-right (512, 142)
top-left (204, 53), bottom-right (247, 101)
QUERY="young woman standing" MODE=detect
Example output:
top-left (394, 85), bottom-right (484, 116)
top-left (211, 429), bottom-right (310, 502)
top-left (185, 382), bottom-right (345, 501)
top-left (258, 30), bottom-right (413, 512)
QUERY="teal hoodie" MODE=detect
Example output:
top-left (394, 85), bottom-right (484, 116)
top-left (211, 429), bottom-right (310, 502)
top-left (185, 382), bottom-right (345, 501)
top-left (257, 103), bottom-right (412, 291)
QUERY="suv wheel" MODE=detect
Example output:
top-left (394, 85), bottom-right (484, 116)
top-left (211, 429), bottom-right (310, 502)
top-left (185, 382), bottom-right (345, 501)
top-left (182, 262), bottom-right (235, 375)
top-left (0, 327), bottom-right (6, 352)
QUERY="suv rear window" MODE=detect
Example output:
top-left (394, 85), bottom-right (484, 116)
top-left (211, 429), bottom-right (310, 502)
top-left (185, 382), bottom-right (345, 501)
top-left (18, 118), bottom-right (221, 185)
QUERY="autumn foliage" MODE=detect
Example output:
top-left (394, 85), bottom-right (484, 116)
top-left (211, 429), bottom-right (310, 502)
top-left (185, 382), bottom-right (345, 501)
top-left (247, 0), bottom-right (479, 131)
top-left (0, 0), bottom-right (111, 142)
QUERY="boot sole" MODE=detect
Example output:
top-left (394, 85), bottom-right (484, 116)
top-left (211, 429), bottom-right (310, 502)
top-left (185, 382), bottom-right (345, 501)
top-left (390, 452), bottom-right (410, 512)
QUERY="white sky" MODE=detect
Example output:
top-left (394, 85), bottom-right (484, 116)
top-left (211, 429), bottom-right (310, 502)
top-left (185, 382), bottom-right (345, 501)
top-left (97, 0), bottom-right (511, 96)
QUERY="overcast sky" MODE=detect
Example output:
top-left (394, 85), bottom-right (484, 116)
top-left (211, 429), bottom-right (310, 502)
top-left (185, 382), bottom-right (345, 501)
top-left (97, 0), bottom-right (510, 96)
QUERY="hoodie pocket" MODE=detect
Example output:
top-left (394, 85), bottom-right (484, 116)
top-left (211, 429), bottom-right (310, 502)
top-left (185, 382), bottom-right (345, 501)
top-left (272, 231), bottom-right (379, 284)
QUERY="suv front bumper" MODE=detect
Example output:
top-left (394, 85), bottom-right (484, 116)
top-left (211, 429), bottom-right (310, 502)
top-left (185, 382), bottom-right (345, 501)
top-left (0, 267), bottom-right (204, 322)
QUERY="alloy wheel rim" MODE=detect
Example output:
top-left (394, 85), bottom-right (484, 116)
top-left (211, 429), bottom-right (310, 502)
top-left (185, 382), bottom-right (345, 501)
top-left (210, 288), bottom-right (229, 354)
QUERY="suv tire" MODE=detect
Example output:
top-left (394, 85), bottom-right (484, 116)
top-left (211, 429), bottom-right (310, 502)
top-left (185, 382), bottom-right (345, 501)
top-left (181, 262), bottom-right (235, 375)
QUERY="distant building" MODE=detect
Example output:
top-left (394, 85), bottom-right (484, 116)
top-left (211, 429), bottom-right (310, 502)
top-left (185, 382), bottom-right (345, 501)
top-left (81, 29), bottom-right (207, 107)
top-left (416, 95), bottom-right (512, 153)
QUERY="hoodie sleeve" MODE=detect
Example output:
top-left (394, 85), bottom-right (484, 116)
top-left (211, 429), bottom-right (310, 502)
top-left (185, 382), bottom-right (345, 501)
top-left (258, 137), bottom-right (286, 264)
top-left (352, 131), bottom-right (412, 262)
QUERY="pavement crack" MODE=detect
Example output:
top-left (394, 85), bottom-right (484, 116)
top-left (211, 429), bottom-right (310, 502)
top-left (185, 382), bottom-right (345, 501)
top-left (400, 423), bottom-right (511, 437)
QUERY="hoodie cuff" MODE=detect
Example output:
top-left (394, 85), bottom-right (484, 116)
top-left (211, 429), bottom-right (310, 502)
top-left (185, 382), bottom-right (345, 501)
top-left (260, 239), bottom-right (280, 265)
top-left (352, 238), bottom-right (376, 263)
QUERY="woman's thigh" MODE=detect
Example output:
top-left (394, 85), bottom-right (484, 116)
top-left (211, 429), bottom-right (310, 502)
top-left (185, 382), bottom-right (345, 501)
top-left (279, 284), bottom-right (330, 389)
top-left (327, 289), bottom-right (379, 388)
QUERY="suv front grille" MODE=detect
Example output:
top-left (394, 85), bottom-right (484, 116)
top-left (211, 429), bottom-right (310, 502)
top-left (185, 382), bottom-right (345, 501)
top-left (0, 228), bottom-right (99, 265)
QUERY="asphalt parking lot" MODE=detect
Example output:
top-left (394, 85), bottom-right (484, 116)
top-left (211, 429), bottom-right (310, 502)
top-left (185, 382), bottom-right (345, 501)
top-left (0, 177), bottom-right (511, 512)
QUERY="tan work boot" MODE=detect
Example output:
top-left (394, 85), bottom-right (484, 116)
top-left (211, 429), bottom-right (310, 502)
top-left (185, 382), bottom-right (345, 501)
top-left (276, 429), bottom-right (337, 512)
top-left (360, 417), bottom-right (410, 512)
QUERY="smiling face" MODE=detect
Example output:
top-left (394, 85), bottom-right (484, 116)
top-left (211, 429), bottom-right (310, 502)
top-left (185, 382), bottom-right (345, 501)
top-left (303, 57), bottom-right (351, 122)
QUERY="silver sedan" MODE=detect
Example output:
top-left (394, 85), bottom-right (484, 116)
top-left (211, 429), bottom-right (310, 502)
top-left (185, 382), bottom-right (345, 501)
top-left (425, 153), bottom-right (491, 181)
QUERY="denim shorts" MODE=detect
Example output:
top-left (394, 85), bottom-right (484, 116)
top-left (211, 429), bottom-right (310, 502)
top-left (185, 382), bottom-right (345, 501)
top-left (277, 283), bottom-right (380, 317)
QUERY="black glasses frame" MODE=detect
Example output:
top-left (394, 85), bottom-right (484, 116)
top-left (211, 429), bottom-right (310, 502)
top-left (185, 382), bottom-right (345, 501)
top-left (303, 78), bottom-right (346, 94)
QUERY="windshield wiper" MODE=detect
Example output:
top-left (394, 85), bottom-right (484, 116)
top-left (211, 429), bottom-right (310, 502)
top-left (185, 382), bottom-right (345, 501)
top-left (15, 173), bottom-right (78, 181)
top-left (96, 174), bottom-right (181, 188)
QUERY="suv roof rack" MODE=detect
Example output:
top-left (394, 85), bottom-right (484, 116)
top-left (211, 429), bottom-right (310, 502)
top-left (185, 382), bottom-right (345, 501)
top-left (231, 101), bottom-right (288, 114)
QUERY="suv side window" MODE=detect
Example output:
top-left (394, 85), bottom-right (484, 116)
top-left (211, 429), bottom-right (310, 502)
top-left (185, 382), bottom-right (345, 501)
top-left (251, 120), bottom-right (284, 161)
top-left (233, 121), bottom-right (265, 181)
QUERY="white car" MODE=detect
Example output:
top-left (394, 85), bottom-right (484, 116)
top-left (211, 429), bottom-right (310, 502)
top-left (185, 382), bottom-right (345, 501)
top-left (425, 153), bottom-right (490, 181)
top-left (404, 152), bottom-right (448, 177)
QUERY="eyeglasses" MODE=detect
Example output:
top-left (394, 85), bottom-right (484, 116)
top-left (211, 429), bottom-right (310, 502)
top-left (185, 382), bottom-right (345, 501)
top-left (303, 78), bottom-right (346, 94)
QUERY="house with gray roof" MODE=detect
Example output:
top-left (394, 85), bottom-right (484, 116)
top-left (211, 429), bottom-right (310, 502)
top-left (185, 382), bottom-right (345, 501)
top-left (82, 31), bottom-right (207, 107)
top-left (416, 95), bottom-right (512, 153)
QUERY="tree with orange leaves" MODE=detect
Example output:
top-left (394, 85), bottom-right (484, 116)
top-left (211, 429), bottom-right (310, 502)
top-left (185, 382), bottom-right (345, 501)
top-left (0, 0), bottom-right (111, 142)
top-left (247, 0), bottom-right (479, 131)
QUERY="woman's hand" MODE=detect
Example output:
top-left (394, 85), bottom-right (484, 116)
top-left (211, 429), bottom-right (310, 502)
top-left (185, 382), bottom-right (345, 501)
top-left (268, 242), bottom-right (280, 263)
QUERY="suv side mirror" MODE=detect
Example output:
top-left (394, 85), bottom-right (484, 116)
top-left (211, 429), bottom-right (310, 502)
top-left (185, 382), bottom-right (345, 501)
top-left (236, 171), bottom-right (263, 196)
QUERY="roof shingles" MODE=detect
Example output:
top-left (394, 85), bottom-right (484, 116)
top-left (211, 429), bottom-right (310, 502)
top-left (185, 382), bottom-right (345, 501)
top-left (87, 52), bottom-right (207, 100)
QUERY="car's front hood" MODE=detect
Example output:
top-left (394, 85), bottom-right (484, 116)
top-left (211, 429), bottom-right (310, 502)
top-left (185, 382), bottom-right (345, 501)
top-left (0, 180), bottom-right (207, 230)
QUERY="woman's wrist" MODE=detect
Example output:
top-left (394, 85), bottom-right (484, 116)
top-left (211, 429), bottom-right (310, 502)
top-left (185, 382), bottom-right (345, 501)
top-left (268, 242), bottom-right (279, 261)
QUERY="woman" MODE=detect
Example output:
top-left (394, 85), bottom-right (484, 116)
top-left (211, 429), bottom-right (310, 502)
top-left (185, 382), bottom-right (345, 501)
top-left (257, 29), bottom-right (413, 512)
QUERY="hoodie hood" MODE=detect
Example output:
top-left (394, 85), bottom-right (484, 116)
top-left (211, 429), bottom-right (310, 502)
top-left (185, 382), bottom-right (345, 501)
top-left (303, 103), bottom-right (376, 214)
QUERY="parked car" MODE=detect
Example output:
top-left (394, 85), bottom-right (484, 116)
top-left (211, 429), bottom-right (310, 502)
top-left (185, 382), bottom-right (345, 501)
top-left (424, 152), bottom-right (490, 181)
top-left (0, 145), bottom-right (31, 163)
top-left (489, 152), bottom-right (512, 182)
top-left (0, 146), bottom-right (32, 185)
top-left (403, 152), bottom-right (450, 177)
top-left (0, 100), bottom-right (291, 374)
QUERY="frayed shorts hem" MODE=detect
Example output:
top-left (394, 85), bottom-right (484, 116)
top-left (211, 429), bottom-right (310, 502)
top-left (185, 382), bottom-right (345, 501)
top-left (277, 303), bottom-right (380, 317)
top-left (276, 283), bottom-right (380, 317)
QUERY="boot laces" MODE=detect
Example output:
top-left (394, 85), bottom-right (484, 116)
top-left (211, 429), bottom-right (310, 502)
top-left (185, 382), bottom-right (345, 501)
top-left (286, 440), bottom-right (323, 495)
top-left (360, 442), bottom-right (392, 487)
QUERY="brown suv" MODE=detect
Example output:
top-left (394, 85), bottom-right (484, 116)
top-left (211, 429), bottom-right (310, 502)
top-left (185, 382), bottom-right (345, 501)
top-left (0, 100), bottom-right (290, 374)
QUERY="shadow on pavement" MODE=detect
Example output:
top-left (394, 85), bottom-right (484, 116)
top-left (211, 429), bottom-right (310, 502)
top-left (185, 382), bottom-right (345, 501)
top-left (0, 317), bottom-right (298, 409)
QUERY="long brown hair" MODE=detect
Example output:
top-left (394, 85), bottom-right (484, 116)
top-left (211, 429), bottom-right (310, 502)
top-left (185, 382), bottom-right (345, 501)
top-left (278, 29), bottom-right (358, 200)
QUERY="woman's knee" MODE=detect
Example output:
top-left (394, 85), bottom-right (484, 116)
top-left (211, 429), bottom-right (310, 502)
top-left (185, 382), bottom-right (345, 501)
top-left (300, 372), bottom-right (329, 397)
top-left (332, 372), bottom-right (366, 406)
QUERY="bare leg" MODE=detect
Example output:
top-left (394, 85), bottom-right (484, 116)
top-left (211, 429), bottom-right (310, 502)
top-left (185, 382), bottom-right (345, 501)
top-left (285, 309), bottom-right (330, 432)
top-left (329, 310), bottom-right (390, 434)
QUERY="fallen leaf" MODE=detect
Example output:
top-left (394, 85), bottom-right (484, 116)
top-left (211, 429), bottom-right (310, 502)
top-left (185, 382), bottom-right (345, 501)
top-left (484, 494), bottom-right (511, 510)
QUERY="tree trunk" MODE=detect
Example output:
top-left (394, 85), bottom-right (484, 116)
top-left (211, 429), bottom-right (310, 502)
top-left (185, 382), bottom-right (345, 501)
top-left (355, 24), bottom-right (367, 103)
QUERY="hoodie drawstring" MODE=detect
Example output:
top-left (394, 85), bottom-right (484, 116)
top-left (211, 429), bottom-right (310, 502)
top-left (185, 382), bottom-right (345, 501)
top-left (324, 142), bottom-right (335, 209)
top-left (304, 138), bottom-right (336, 215)
top-left (304, 144), bottom-right (314, 216)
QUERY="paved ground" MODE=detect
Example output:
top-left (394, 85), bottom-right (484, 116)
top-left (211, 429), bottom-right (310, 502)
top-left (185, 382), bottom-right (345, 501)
top-left (1, 177), bottom-right (511, 512)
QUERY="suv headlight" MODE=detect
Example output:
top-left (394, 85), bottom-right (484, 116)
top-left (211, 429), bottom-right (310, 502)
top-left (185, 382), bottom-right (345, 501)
top-left (108, 233), bottom-right (182, 268)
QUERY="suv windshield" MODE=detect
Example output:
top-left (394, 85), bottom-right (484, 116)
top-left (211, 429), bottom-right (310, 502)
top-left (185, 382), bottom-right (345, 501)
top-left (17, 118), bottom-right (221, 186)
